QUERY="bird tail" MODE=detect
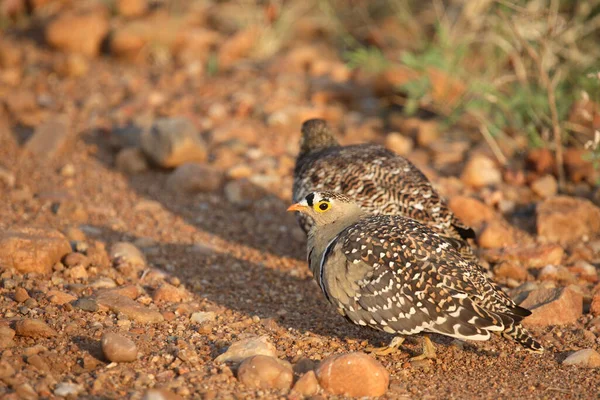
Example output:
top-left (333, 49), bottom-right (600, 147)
top-left (501, 323), bottom-right (544, 353)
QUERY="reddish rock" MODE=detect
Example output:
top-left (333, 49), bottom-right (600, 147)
top-left (96, 292), bottom-right (164, 324)
top-left (166, 163), bottom-right (224, 194)
top-left (47, 290), bottom-right (77, 305)
top-left (237, 355), bottom-right (293, 390)
top-left (14, 319), bottom-right (57, 338)
top-left (385, 133), bottom-right (413, 156)
top-left (24, 116), bottom-right (71, 160)
top-left (591, 293), bottom-right (600, 317)
top-left (562, 349), bottom-right (600, 368)
top-left (0, 326), bottom-right (15, 348)
top-left (537, 196), bottom-right (600, 244)
top-left (46, 10), bottom-right (109, 57)
top-left (483, 244), bottom-right (564, 269)
top-left (448, 196), bottom-right (497, 231)
top-left (564, 148), bottom-right (596, 184)
top-left (519, 287), bottom-right (583, 327)
top-left (116, 0), bottom-right (147, 17)
top-left (152, 283), bottom-right (190, 303)
top-left (526, 148), bottom-right (554, 174)
top-left (461, 155), bottom-right (502, 188)
top-left (537, 265), bottom-right (576, 283)
top-left (14, 287), bottom-right (29, 303)
top-left (0, 227), bottom-right (72, 274)
top-left (530, 175), bottom-right (557, 198)
top-left (494, 262), bottom-right (528, 282)
top-left (292, 370), bottom-right (319, 397)
top-left (316, 352), bottom-right (388, 397)
top-left (101, 332), bottom-right (138, 363)
top-left (218, 25), bottom-right (260, 69)
top-left (215, 336), bottom-right (277, 363)
top-left (478, 222), bottom-right (519, 249)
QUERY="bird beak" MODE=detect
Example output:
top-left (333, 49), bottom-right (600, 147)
top-left (287, 203), bottom-right (307, 213)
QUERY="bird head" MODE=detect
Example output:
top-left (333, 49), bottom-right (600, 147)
top-left (299, 119), bottom-right (339, 156)
top-left (287, 191), bottom-right (363, 226)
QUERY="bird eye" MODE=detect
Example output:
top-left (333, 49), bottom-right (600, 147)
top-left (315, 201), bottom-right (330, 212)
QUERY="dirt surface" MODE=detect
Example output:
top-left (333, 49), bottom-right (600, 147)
top-left (1, 1), bottom-right (600, 399)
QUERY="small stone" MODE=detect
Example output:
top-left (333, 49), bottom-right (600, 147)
top-left (115, 147), bottom-right (149, 174)
top-left (14, 319), bottom-right (57, 338)
top-left (477, 221), bottom-right (519, 249)
top-left (142, 389), bottom-right (184, 400)
top-left (152, 283), bottom-right (190, 303)
top-left (538, 265), bottom-right (576, 283)
top-left (190, 311), bottom-right (216, 324)
top-left (167, 163), bottom-right (224, 193)
top-left (64, 254), bottom-right (89, 271)
top-left (562, 349), bottom-right (600, 368)
top-left (519, 287), bottom-right (583, 327)
top-left (315, 352), bottom-right (389, 397)
top-left (0, 165), bottom-right (15, 187)
top-left (14, 287), bottom-right (29, 303)
top-left (66, 264), bottom-right (88, 280)
top-left (0, 359), bottom-right (15, 379)
top-left (101, 332), bottom-right (138, 363)
top-left (110, 242), bottom-right (146, 267)
top-left (237, 355), bottom-right (293, 390)
top-left (227, 164), bottom-right (253, 180)
top-left (15, 383), bottom-right (37, 400)
top-left (448, 196), bottom-right (497, 231)
top-left (531, 175), bottom-right (557, 198)
top-left (25, 115), bottom-right (71, 160)
top-left (47, 290), bottom-right (77, 305)
top-left (527, 148), bottom-right (554, 174)
top-left (461, 155), bottom-right (502, 188)
top-left (116, 0), bottom-right (147, 17)
top-left (0, 226), bottom-right (72, 274)
top-left (224, 179), bottom-right (264, 207)
top-left (72, 297), bottom-right (99, 312)
top-left (591, 293), bottom-right (600, 316)
top-left (54, 382), bottom-right (84, 397)
top-left (215, 336), bottom-right (277, 363)
top-left (96, 292), bottom-right (164, 324)
top-left (46, 10), bottom-right (109, 57)
top-left (537, 196), bottom-right (600, 245)
top-left (0, 326), bottom-right (15, 348)
top-left (27, 354), bottom-right (50, 372)
top-left (385, 133), bottom-right (413, 156)
top-left (292, 370), bottom-right (319, 397)
top-left (483, 244), bottom-right (564, 269)
top-left (494, 262), bottom-right (528, 282)
top-left (140, 117), bottom-right (207, 168)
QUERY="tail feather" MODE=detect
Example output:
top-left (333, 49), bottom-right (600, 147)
top-left (502, 323), bottom-right (544, 353)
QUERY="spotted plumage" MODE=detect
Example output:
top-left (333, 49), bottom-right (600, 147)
top-left (288, 191), bottom-right (543, 354)
top-left (293, 118), bottom-right (477, 262)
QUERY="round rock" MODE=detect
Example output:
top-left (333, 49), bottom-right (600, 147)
top-left (237, 355), bottom-right (293, 390)
top-left (101, 332), bottom-right (138, 363)
top-left (315, 352), bottom-right (389, 397)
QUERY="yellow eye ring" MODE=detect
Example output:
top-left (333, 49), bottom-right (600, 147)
top-left (315, 200), bottom-right (330, 212)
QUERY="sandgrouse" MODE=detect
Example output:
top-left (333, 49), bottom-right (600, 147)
top-left (293, 118), bottom-right (477, 262)
top-left (287, 191), bottom-right (543, 357)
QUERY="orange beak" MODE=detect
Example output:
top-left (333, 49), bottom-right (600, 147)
top-left (287, 203), bottom-right (307, 213)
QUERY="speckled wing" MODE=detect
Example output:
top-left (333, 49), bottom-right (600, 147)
top-left (293, 144), bottom-right (475, 248)
top-left (320, 215), bottom-right (531, 343)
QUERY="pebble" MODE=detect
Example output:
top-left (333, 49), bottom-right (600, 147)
top-left (477, 221), bottom-right (519, 249)
top-left (101, 332), bottom-right (138, 363)
top-left (224, 179), bottom-right (264, 207)
top-left (0, 227), bottom-right (72, 274)
top-left (116, 0), bottom-right (148, 18)
top-left (448, 196), bottom-right (497, 231)
top-left (315, 352), bottom-right (389, 397)
top-left (519, 287), bottom-right (583, 327)
top-left (190, 311), bottom-right (216, 324)
top-left (142, 389), bottom-right (184, 400)
top-left (24, 116), bottom-right (71, 160)
top-left (66, 265), bottom-right (89, 280)
top-left (72, 297), bottom-right (99, 312)
top-left (292, 370), bottom-right (319, 397)
top-left (494, 262), bottom-right (528, 282)
top-left (538, 265), bottom-right (576, 283)
top-left (562, 349), bottom-right (600, 368)
top-left (47, 290), bottom-right (77, 305)
top-left (385, 132), bottom-right (413, 156)
top-left (0, 165), bottom-right (15, 187)
top-left (14, 287), bottom-right (30, 303)
top-left (14, 319), bottom-right (57, 338)
top-left (461, 155), bottom-right (502, 188)
top-left (45, 10), bottom-right (109, 57)
top-left (237, 355), bottom-right (294, 390)
top-left (537, 196), bottom-right (600, 245)
top-left (96, 291), bottom-right (164, 323)
top-left (167, 163), bottom-right (224, 193)
top-left (110, 242), bottom-right (147, 267)
top-left (54, 382), bottom-right (84, 397)
top-left (215, 336), bottom-right (277, 363)
top-left (483, 244), bottom-right (564, 269)
top-left (27, 354), bottom-right (50, 372)
top-left (0, 326), bottom-right (15, 348)
top-left (0, 360), bottom-right (15, 379)
top-left (531, 174), bottom-right (558, 198)
top-left (63, 252), bottom-right (90, 268)
top-left (140, 117), bottom-right (207, 168)
top-left (152, 283), bottom-right (190, 303)
top-left (115, 147), bottom-right (149, 174)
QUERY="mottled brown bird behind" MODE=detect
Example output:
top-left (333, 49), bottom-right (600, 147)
top-left (293, 118), bottom-right (477, 262)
